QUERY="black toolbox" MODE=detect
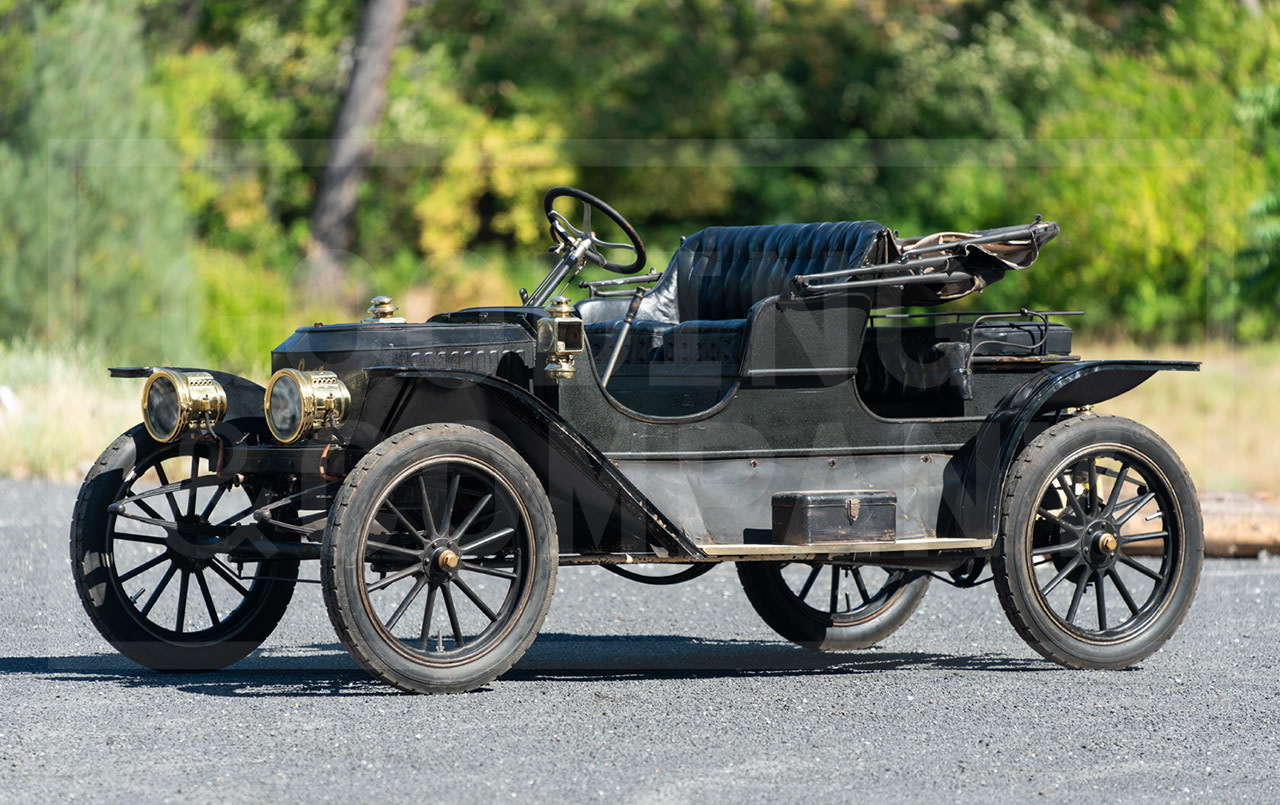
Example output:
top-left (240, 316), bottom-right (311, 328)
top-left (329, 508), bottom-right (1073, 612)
top-left (771, 490), bottom-right (897, 545)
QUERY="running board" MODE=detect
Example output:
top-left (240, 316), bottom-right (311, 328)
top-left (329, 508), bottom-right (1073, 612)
top-left (697, 537), bottom-right (993, 559)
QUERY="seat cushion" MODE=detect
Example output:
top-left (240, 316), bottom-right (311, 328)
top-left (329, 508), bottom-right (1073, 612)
top-left (662, 319), bottom-right (747, 364)
top-left (584, 319), bottom-right (673, 365)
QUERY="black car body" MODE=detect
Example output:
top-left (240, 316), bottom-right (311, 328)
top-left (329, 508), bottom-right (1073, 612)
top-left (72, 188), bottom-right (1204, 693)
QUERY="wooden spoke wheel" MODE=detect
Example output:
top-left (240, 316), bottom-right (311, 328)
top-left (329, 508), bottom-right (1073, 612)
top-left (322, 425), bottom-right (557, 694)
top-left (71, 426), bottom-right (297, 671)
top-left (993, 414), bottom-right (1203, 669)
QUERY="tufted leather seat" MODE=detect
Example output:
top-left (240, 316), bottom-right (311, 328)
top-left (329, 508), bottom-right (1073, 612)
top-left (580, 221), bottom-right (890, 367)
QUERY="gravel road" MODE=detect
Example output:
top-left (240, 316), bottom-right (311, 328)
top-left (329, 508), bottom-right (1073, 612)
top-left (3, 480), bottom-right (1279, 803)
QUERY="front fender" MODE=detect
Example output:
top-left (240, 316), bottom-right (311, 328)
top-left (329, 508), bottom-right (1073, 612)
top-left (951, 359), bottom-right (1199, 541)
top-left (352, 367), bottom-right (699, 559)
top-left (110, 366), bottom-right (269, 438)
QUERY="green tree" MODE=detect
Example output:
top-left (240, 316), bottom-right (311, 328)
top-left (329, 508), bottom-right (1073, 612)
top-left (0, 0), bottom-right (195, 363)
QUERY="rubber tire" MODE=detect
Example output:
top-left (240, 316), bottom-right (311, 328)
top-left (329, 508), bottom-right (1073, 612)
top-left (322, 424), bottom-right (558, 694)
top-left (737, 562), bottom-right (930, 651)
top-left (992, 414), bottom-right (1203, 669)
top-left (70, 426), bottom-right (298, 671)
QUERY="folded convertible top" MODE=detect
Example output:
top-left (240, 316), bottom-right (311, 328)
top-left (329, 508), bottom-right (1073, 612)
top-left (794, 217), bottom-right (1060, 307)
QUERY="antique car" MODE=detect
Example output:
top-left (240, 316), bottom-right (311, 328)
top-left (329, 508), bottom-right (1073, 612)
top-left (71, 187), bottom-right (1203, 694)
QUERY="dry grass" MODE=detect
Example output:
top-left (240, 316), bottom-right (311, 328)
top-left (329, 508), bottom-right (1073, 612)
top-left (1075, 340), bottom-right (1280, 494)
top-left (1, 338), bottom-right (1274, 492)
top-left (0, 341), bottom-right (148, 481)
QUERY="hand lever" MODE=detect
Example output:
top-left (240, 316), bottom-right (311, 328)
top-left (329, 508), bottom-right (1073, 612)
top-left (600, 288), bottom-right (645, 388)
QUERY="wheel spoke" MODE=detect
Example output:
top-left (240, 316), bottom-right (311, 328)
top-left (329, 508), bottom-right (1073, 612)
top-left (453, 576), bottom-right (499, 622)
top-left (175, 570), bottom-right (190, 631)
top-left (113, 532), bottom-right (168, 546)
top-left (591, 237), bottom-right (636, 252)
top-left (441, 473), bottom-right (460, 534)
top-left (458, 560), bottom-right (518, 581)
top-left (385, 575), bottom-right (428, 630)
top-left (117, 552), bottom-right (169, 584)
top-left (187, 453), bottom-right (200, 518)
top-left (1102, 464), bottom-right (1130, 517)
top-left (154, 464), bottom-right (183, 521)
top-left (1117, 530), bottom-right (1169, 545)
top-left (1115, 492), bottom-right (1157, 527)
top-left (828, 565), bottom-right (840, 614)
top-left (1056, 473), bottom-right (1086, 520)
top-left (1036, 507), bottom-right (1079, 535)
top-left (1033, 540), bottom-right (1079, 557)
top-left (549, 209), bottom-right (584, 238)
top-left (135, 498), bottom-right (166, 523)
top-left (451, 493), bottom-right (494, 541)
top-left (209, 558), bottom-right (250, 596)
top-left (214, 501), bottom-right (258, 528)
top-left (459, 526), bottom-right (513, 555)
top-left (1041, 554), bottom-right (1081, 596)
top-left (366, 564), bottom-right (420, 593)
top-left (1108, 568), bottom-right (1140, 616)
top-left (1087, 457), bottom-right (1100, 515)
top-left (417, 474), bottom-right (437, 539)
top-left (796, 564), bottom-right (821, 601)
top-left (1117, 553), bottom-right (1164, 582)
top-left (1065, 570), bottom-right (1089, 624)
top-left (441, 583), bottom-right (465, 647)
top-left (852, 568), bottom-right (871, 605)
top-left (199, 483), bottom-right (228, 522)
top-left (419, 584), bottom-right (439, 649)
top-left (365, 540), bottom-right (424, 559)
top-left (140, 563), bottom-right (178, 617)
top-left (196, 570), bottom-right (220, 626)
top-left (384, 500), bottom-right (426, 544)
top-left (1095, 570), bottom-right (1108, 631)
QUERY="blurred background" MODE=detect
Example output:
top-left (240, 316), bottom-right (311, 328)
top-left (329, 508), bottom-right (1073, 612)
top-left (0, 0), bottom-right (1277, 489)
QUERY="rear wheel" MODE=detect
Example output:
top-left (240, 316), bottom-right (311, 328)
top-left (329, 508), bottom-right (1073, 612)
top-left (322, 425), bottom-right (557, 694)
top-left (992, 414), bottom-right (1203, 669)
top-left (737, 561), bottom-right (929, 651)
top-left (71, 427), bottom-right (298, 671)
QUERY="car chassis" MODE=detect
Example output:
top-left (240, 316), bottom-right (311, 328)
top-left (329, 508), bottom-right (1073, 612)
top-left (72, 187), bottom-right (1204, 693)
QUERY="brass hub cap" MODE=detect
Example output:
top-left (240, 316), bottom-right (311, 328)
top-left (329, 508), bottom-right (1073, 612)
top-left (1097, 533), bottom-right (1118, 555)
top-left (436, 549), bottom-right (459, 572)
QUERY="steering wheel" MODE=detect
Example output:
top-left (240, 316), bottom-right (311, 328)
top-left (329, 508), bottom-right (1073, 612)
top-left (543, 186), bottom-right (646, 274)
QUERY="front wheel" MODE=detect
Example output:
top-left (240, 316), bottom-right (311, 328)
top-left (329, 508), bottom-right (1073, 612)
top-left (737, 561), bottom-right (930, 651)
top-left (70, 427), bottom-right (298, 671)
top-left (992, 414), bottom-right (1203, 669)
top-left (322, 425), bottom-right (557, 694)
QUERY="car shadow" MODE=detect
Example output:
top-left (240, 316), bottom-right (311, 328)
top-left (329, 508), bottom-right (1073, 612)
top-left (1, 633), bottom-right (1056, 697)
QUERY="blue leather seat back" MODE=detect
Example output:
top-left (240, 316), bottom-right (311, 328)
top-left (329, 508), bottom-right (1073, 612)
top-left (669, 221), bottom-right (889, 321)
top-left (577, 220), bottom-right (890, 328)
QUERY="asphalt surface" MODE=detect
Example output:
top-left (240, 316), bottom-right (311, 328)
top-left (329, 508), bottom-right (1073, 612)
top-left (3, 479), bottom-right (1279, 804)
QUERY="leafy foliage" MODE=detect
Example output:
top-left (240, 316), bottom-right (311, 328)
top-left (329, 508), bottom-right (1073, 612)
top-left (2, 0), bottom-right (1279, 371)
top-left (0, 0), bottom-right (195, 363)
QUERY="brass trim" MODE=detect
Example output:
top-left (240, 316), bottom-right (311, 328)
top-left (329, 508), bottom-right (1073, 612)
top-left (141, 370), bottom-right (227, 443)
top-left (697, 537), bottom-right (993, 558)
top-left (264, 369), bottom-right (352, 444)
top-left (538, 295), bottom-right (584, 381)
top-left (363, 295), bottom-right (405, 323)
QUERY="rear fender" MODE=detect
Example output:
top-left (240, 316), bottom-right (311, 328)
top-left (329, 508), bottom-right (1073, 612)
top-left (950, 360), bottom-right (1199, 540)
top-left (354, 368), bottom-right (698, 558)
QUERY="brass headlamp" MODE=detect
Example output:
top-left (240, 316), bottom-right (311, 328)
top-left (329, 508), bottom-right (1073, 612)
top-left (536, 296), bottom-right (584, 380)
top-left (141, 370), bottom-right (228, 443)
top-left (264, 369), bottom-right (351, 444)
